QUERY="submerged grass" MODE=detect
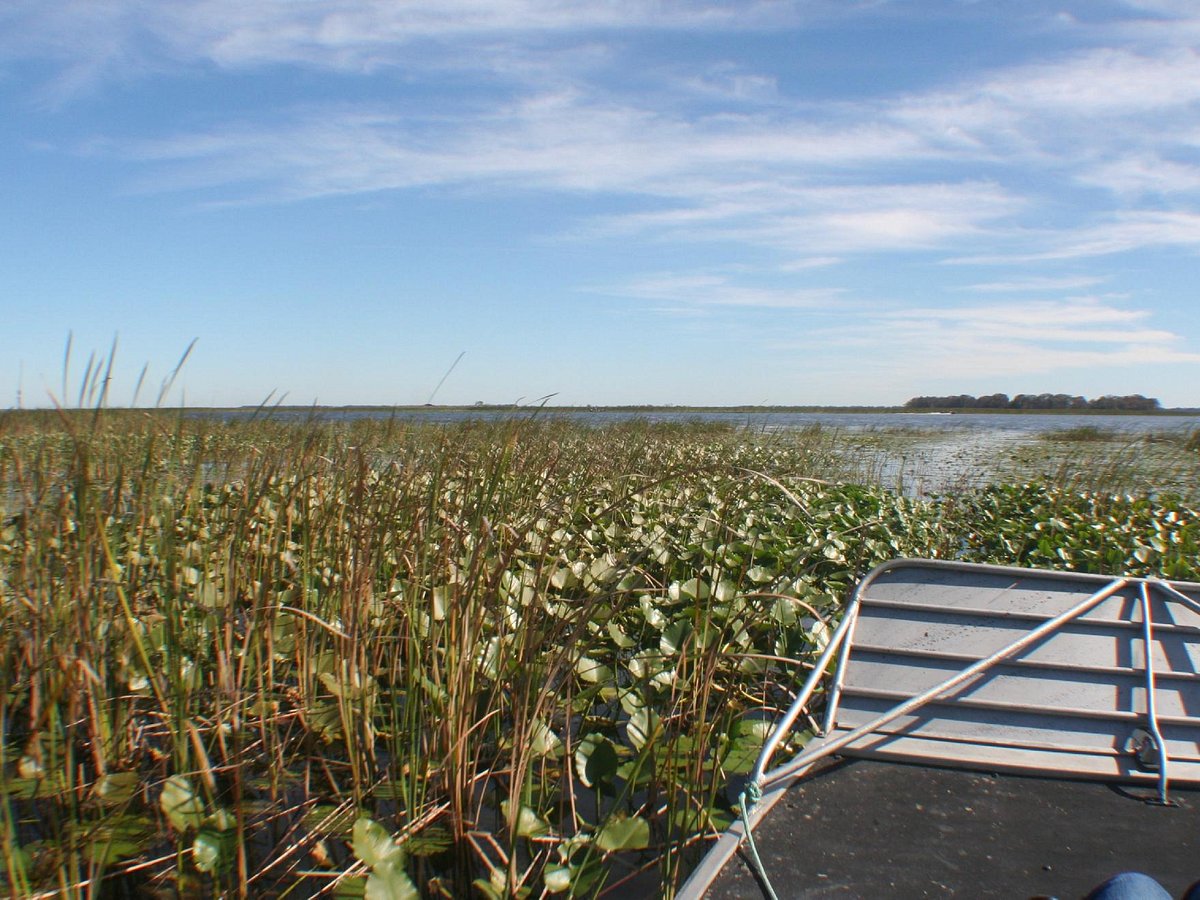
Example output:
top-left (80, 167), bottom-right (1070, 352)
top-left (0, 411), bottom-right (1197, 898)
top-left (1012, 427), bottom-right (1200, 501)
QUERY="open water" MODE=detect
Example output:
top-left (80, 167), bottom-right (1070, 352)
top-left (221, 408), bottom-right (1200, 435)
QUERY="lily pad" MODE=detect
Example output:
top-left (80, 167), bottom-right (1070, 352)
top-left (365, 858), bottom-right (419, 900)
top-left (595, 814), bottom-right (651, 852)
top-left (160, 775), bottom-right (205, 832)
top-left (574, 733), bottom-right (619, 789)
top-left (352, 816), bottom-right (403, 869)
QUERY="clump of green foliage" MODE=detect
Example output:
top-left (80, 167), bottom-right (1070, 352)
top-left (1039, 425), bottom-right (1113, 442)
top-left (0, 412), bottom-right (1196, 898)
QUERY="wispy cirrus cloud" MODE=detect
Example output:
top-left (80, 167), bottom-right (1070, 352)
top-left (884, 45), bottom-right (1200, 190)
top-left (963, 276), bottom-right (1106, 293)
top-left (1076, 156), bottom-right (1200, 198)
top-left (891, 297), bottom-right (1161, 339)
top-left (1104, 0), bottom-right (1200, 47)
top-left (588, 178), bottom-right (1019, 253)
top-left (948, 211), bottom-right (1200, 264)
top-left (58, 10), bottom-right (1198, 270)
top-left (8, 0), bottom-right (1200, 352)
top-left (789, 297), bottom-right (1200, 382)
top-left (599, 271), bottom-right (842, 309)
top-left (105, 89), bottom-right (1023, 262)
top-left (116, 95), bottom-right (933, 198)
top-left (0, 0), bottom-right (813, 100)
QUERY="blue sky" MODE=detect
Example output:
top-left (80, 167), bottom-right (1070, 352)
top-left (3, 0), bottom-right (1200, 408)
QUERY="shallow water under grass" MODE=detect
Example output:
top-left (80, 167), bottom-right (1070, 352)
top-left (0, 413), bottom-right (1196, 898)
top-left (857, 425), bottom-right (1199, 499)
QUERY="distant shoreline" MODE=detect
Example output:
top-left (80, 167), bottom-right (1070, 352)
top-left (208, 404), bottom-right (1200, 416)
top-left (8, 404), bottom-right (1198, 416)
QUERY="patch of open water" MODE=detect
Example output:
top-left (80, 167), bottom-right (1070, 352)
top-left (212, 408), bottom-right (1200, 435)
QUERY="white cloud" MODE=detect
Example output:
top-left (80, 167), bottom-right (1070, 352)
top-left (778, 296), bottom-right (1200, 383)
top-left (964, 276), bottom-right (1106, 293)
top-left (0, 0), bottom-right (808, 96)
top-left (605, 271), bottom-right (841, 309)
top-left (1109, 1), bottom-right (1200, 46)
top-left (885, 298), bottom-right (1200, 373)
top-left (62, 16), bottom-right (1198, 269)
top-left (888, 340), bottom-right (1200, 380)
top-left (893, 47), bottom-right (1200, 136)
top-left (778, 256), bottom-right (842, 271)
top-left (111, 95), bottom-right (972, 238)
top-left (13, 0), bottom-right (1200, 272)
top-left (890, 298), bottom-right (1168, 341)
top-left (950, 211), bottom-right (1200, 263)
top-left (664, 182), bottom-right (1021, 254)
top-left (1077, 156), bottom-right (1200, 197)
top-left (676, 63), bottom-right (781, 104)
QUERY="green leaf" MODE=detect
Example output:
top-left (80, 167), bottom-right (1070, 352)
top-left (94, 771), bottom-right (140, 806)
top-left (575, 655), bottom-right (613, 685)
top-left (404, 826), bottom-right (452, 857)
top-left (713, 579), bottom-right (737, 603)
top-left (544, 865), bottom-right (573, 894)
top-left (333, 877), bottom-right (368, 898)
top-left (626, 707), bottom-right (661, 752)
top-left (595, 815), bottom-right (651, 852)
top-left (84, 814), bottom-right (153, 865)
top-left (639, 595), bottom-right (667, 630)
top-left (671, 578), bottom-right (710, 602)
top-left (587, 555), bottom-right (619, 587)
top-left (659, 619), bottom-right (691, 656)
top-left (160, 775), bottom-right (206, 832)
top-left (365, 858), bottom-right (419, 900)
top-left (472, 878), bottom-right (504, 900)
top-left (618, 687), bottom-right (645, 716)
top-left (303, 803), bottom-right (361, 836)
top-left (722, 717), bottom-right (781, 774)
top-left (352, 817), bottom-right (403, 869)
top-left (529, 719), bottom-right (563, 757)
top-left (501, 801), bottom-right (551, 838)
top-left (548, 839), bottom-right (605, 896)
top-left (192, 826), bottom-right (231, 874)
top-left (746, 565), bottom-right (774, 584)
top-left (606, 620), bottom-right (637, 649)
top-left (574, 733), bottom-right (619, 788)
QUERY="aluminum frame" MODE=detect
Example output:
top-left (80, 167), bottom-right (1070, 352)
top-left (678, 559), bottom-right (1200, 900)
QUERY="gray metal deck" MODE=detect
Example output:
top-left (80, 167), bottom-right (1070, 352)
top-left (703, 760), bottom-right (1200, 898)
top-left (680, 560), bottom-right (1200, 899)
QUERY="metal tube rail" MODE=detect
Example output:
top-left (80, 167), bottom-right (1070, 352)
top-left (749, 598), bottom-right (862, 787)
top-left (757, 576), bottom-right (1131, 790)
top-left (1151, 578), bottom-right (1200, 619)
top-left (1139, 581), bottom-right (1171, 804)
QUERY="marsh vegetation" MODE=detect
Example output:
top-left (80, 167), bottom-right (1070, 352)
top-left (1, 412), bottom-right (1197, 897)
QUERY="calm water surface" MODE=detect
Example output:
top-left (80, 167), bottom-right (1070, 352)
top-left (221, 408), bottom-right (1200, 434)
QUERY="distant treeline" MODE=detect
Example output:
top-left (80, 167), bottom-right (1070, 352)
top-left (905, 393), bottom-right (1161, 411)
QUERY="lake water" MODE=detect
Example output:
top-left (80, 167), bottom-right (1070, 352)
top-left (222, 408), bottom-right (1200, 435)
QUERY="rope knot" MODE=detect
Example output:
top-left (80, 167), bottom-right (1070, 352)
top-left (739, 780), bottom-right (763, 812)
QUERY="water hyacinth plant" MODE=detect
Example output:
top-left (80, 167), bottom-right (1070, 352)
top-left (0, 411), bottom-right (1197, 897)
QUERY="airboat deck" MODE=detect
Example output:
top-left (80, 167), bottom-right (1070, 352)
top-left (680, 560), bottom-right (1200, 898)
